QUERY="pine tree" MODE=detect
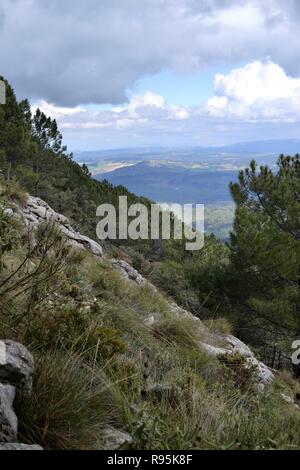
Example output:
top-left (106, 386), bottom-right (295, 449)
top-left (228, 156), bottom-right (300, 344)
top-left (32, 108), bottom-right (66, 156)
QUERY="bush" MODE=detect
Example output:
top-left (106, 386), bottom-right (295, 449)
top-left (0, 207), bottom-right (21, 259)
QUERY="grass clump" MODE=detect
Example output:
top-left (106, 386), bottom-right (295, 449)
top-left (152, 316), bottom-right (200, 349)
top-left (203, 317), bottom-right (232, 335)
top-left (0, 178), bottom-right (28, 206)
top-left (15, 350), bottom-right (120, 450)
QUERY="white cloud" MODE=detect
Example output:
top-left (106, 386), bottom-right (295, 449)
top-left (32, 100), bottom-right (85, 119)
top-left (34, 91), bottom-right (188, 132)
top-left (32, 61), bottom-right (300, 148)
top-left (127, 92), bottom-right (165, 117)
top-left (169, 106), bottom-right (189, 120)
top-left (206, 60), bottom-right (300, 120)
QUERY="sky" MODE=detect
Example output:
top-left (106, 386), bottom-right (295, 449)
top-left (1, 0), bottom-right (300, 150)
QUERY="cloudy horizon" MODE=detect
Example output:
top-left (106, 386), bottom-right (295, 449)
top-left (1, 0), bottom-right (300, 149)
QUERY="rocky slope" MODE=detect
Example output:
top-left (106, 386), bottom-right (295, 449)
top-left (14, 193), bottom-right (274, 393)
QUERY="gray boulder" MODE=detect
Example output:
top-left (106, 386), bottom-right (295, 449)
top-left (20, 196), bottom-right (103, 257)
top-left (0, 384), bottom-right (17, 442)
top-left (0, 443), bottom-right (43, 450)
top-left (0, 340), bottom-right (34, 395)
top-left (0, 340), bottom-right (42, 450)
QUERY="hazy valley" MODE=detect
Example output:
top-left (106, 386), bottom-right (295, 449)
top-left (74, 142), bottom-right (290, 238)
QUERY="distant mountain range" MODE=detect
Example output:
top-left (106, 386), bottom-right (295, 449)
top-left (74, 139), bottom-right (300, 163)
top-left (204, 139), bottom-right (300, 154)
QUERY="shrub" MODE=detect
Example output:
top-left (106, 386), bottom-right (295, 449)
top-left (0, 207), bottom-right (21, 259)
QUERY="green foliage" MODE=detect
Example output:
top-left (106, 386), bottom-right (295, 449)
top-left (228, 155), bottom-right (300, 348)
top-left (0, 178), bottom-right (28, 205)
top-left (0, 206), bottom-right (21, 259)
top-left (0, 203), bottom-right (300, 450)
top-left (32, 108), bottom-right (66, 155)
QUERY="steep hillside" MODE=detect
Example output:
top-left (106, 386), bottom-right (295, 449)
top-left (1, 76), bottom-right (300, 450)
top-left (1, 181), bottom-right (300, 450)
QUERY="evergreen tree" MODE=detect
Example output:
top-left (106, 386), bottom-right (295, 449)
top-left (228, 156), bottom-right (300, 344)
top-left (32, 108), bottom-right (66, 156)
top-left (0, 76), bottom-right (30, 165)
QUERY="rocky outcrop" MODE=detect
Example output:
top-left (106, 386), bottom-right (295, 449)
top-left (111, 259), bottom-right (147, 286)
top-left (19, 196), bottom-right (103, 257)
top-left (0, 340), bottom-right (41, 450)
top-left (0, 443), bottom-right (43, 450)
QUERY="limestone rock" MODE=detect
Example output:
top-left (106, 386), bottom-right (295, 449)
top-left (0, 443), bottom-right (43, 450)
top-left (0, 340), bottom-right (42, 449)
top-left (281, 393), bottom-right (300, 410)
top-left (223, 335), bottom-right (253, 357)
top-left (200, 342), bottom-right (230, 357)
top-left (3, 208), bottom-right (14, 217)
top-left (143, 315), bottom-right (155, 327)
top-left (101, 426), bottom-right (133, 450)
top-left (20, 196), bottom-right (102, 257)
top-left (0, 384), bottom-right (17, 442)
top-left (111, 259), bottom-right (146, 286)
top-left (0, 340), bottom-right (34, 395)
top-left (169, 302), bottom-right (204, 327)
top-left (223, 335), bottom-right (274, 387)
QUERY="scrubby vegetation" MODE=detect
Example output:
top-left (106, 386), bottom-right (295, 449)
top-left (0, 183), bottom-right (300, 450)
top-left (1, 76), bottom-right (300, 449)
